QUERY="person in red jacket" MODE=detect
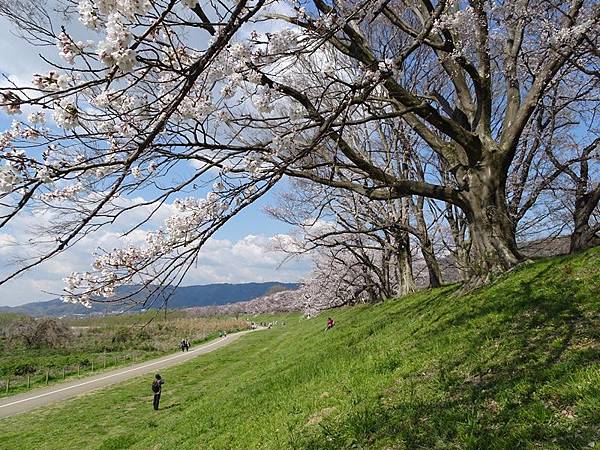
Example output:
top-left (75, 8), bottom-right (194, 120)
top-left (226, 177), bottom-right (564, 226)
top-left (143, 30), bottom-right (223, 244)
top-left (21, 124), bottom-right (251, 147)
top-left (326, 317), bottom-right (335, 330)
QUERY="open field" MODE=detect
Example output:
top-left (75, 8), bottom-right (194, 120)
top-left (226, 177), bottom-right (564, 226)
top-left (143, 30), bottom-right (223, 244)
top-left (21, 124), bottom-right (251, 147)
top-left (0, 312), bottom-right (247, 398)
top-left (1, 247), bottom-right (599, 449)
top-left (0, 330), bottom-right (257, 419)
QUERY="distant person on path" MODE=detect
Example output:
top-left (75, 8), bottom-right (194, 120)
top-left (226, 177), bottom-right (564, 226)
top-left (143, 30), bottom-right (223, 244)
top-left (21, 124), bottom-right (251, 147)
top-left (180, 339), bottom-right (188, 352)
top-left (184, 339), bottom-right (190, 351)
top-left (326, 318), bottom-right (335, 330)
top-left (151, 374), bottom-right (164, 410)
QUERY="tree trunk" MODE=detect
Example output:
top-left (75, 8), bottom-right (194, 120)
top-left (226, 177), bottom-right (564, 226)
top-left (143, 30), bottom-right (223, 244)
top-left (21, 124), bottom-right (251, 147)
top-left (570, 227), bottom-right (600, 253)
top-left (570, 191), bottom-right (600, 252)
top-left (395, 231), bottom-right (416, 296)
top-left (454, 243), bottom-right (471, 281)
top-left (411, 197), bottom-right (443, 288)
top-left (460, 166), bottom-right (523, 287)
top-left (444, 204), bottom-right (471, 281)
top-left (420, 239), bottom-right (443, 288)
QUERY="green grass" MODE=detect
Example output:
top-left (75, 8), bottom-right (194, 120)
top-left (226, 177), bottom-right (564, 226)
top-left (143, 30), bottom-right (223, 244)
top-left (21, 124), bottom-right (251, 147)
top-left (0, 314), bottom-right (246, 398)
top-left (1, 248), bottom-right (600, 449)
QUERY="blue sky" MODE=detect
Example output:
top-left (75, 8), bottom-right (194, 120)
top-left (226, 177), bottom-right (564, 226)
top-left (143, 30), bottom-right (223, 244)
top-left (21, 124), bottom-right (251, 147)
top-left (0, 10), bottom-right (310, 307)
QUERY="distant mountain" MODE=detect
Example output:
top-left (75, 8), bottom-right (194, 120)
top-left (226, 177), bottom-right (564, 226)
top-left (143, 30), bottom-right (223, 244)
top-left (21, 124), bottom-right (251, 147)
top-left (0, 282), bottom-right (299, 317)
top-left (187, 288), bottom-right (303, 317)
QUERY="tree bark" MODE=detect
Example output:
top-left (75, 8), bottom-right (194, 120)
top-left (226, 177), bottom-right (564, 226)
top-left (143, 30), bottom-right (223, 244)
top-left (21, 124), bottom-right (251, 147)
top-left (420, 238), bottom-right (443, 288)
top-left (460, 164), bottom-right (523, 286)
top-left (444, 204), bottom-right (471, 281)
top-left (570, 226), bottom-right (600, 253)
top-left (396, 241), bottom-right (416, 296)
top-left (570, 190), bottom-right (600, 252)
top-left (409, 196), bottom-right (443, 288)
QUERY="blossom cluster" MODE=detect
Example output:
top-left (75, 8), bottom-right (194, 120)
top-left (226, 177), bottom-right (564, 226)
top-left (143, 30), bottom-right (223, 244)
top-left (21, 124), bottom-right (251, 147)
top-left (0, 165), bottom-right (21, 193)
top-left (168, 192), bottom-right (228, 235)
top-left (0, 92), bottom-right (21, 115)
top-left (61, 189), bottom-right (230, 303)
top-left (253, 87), bottom-right (274, 113)
top-left (53, 99), bottom-right (79, 130)
top-left (57, 32), bottom-right (92, 64)
top-left (75, 0), bottom-right (154, 72)
top-left (177, 96), bottom-right (214, 121)
top-left (268, 29), bottom-right (298, 54)
top-left (63, 270), bottom-right (117, 307)
top-left (0, 120), bottom-right (24, 151)
top-left (431, 6), bottom-right (476, 35)
top-left (0, 121), bottom-right (52, 192)
top-left (269, 134), bottom-right (301, 161)
top-left (97, 14), bottom-right (137, 71)
top-left (33, 71), bottom-right (71, 91)
top-left (41, 182), bottom-right (85, 202)
top-left (79, 0), bottom-right (152, 26)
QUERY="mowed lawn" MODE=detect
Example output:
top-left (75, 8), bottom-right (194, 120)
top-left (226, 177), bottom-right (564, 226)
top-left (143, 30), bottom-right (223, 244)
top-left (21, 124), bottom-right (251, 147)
top-left (1, 247), bottom-right (600, 449)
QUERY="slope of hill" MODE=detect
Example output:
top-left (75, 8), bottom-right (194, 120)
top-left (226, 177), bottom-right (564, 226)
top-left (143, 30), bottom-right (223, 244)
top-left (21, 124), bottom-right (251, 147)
top-left (0, 282), bottom-right (298, 316)
top-left (0, 248), bottom-right (599, 449)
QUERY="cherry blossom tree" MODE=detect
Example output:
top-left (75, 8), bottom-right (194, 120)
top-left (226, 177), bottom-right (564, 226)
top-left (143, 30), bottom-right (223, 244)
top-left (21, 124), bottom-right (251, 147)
top-left (297, 246), bottom-right (394, 314)
top-left (0, 0), bottom-right (277, 307)
top-left (0, 0), bottom-right (598, 309)
top-left (546, 136), bottom-right (600, 252)
top-left (269, 179), bottom-right (418, 299)
top-left (251, 0), bottom-right (598, 284)
top-left (504, 60), bottom-right (599, 248)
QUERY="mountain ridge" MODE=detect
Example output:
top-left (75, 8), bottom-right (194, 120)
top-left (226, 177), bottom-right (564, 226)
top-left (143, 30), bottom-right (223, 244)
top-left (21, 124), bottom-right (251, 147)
top-left (0, 281), bottom-right (299, 316)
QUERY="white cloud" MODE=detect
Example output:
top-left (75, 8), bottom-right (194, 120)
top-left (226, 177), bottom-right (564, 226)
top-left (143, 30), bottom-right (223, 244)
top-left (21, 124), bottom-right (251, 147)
top-left (0, 233), bottom-right (17, 256)
top-left (0, 18), bottom-right (51, 82)
top-left (0, 197), bottom-right (310, 306)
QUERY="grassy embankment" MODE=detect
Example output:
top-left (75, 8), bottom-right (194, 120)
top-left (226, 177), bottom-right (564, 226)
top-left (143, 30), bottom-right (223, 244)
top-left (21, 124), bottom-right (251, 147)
top-left (1, 248), bottom-right (599, 449)
top-left (0, 312), bottom-right (247, 398)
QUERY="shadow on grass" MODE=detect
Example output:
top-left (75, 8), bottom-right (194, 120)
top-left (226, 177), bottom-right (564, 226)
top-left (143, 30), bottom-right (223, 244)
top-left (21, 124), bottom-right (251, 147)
top-left (296, 251), bottom-right (600, 449)
top-left (160, 402), bottom-right (181, 410)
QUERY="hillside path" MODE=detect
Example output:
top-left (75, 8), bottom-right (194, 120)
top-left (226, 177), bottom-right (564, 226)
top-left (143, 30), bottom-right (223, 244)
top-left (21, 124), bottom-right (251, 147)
top-left (0, 329), bottom-right (259, 419)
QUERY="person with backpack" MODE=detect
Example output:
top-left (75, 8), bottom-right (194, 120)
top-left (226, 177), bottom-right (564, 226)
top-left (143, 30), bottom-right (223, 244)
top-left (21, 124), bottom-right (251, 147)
top-left (151, 374), bottom-right (164, 410)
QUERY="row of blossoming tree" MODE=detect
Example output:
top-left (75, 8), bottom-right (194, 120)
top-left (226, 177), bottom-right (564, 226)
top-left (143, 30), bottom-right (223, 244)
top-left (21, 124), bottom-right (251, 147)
top-left (0, 0), bottom-right (598, 311)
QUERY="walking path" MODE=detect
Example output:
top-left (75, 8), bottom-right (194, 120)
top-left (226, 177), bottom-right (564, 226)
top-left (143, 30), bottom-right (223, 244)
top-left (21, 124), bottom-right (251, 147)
top-left (0, 329), bottom-right (258, 419)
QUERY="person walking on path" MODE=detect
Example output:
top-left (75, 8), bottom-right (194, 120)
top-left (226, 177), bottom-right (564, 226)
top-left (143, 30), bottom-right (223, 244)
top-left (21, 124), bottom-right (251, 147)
top-left (152, 374), bottom-right (164, 410)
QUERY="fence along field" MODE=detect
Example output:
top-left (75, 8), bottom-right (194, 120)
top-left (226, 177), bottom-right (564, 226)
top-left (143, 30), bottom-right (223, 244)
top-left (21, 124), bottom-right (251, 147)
top-left (0, 311), bottom-right (248, 397)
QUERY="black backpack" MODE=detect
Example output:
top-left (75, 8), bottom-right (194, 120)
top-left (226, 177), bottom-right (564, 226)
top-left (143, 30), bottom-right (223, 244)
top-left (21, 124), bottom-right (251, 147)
top-left (151, 380), bottom-right (161, 393)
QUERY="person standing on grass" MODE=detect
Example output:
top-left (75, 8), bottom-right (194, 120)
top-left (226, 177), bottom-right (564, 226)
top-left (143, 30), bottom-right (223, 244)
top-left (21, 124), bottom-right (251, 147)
top-left (152, 374), bottom-right (164, 410)
top-left (326, 318), bottom-right (335, 330)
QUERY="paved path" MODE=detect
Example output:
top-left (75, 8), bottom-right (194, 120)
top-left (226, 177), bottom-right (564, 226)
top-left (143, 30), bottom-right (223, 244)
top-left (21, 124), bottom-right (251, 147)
top-left (0, 329), bottom-right (258, 419)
